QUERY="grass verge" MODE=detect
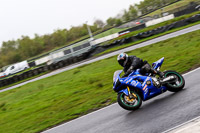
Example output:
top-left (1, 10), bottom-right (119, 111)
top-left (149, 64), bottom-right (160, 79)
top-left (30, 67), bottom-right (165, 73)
top-left (0, 71), bottom-right (49, 91)
top-left (0, 30), bottom-right (199, 133)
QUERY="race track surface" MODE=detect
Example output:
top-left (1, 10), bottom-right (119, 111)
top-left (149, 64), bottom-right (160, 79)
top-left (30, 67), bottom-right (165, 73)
top-left (43, 68), bottom-right (200, 133)
top-left (1, 24), bottom-right (200, 94)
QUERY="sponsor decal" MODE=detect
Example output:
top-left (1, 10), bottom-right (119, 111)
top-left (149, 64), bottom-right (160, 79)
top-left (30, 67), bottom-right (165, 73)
top-left (119, 31), bottom-right (130, 36)
top-left (142, 84), bottom-right (147, 90)
top-left (131, 80), bottom-right (139, 87)
top-left (142, 77), bottom-right (150, 87)
top-left (144, 88), bottom-right (148, 94)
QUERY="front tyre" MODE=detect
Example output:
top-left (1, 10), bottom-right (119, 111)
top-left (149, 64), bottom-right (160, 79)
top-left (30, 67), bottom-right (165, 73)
top-left (164, 70), bottom-right (185, 92)
top-left (117, 91), bottom-right (142, 111)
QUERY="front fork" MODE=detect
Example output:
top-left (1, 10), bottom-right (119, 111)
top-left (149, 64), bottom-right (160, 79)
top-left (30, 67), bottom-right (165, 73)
top-left (127, 86), bottom-right (137, 99)
top-left (119, 86), bottom-right (137, 99)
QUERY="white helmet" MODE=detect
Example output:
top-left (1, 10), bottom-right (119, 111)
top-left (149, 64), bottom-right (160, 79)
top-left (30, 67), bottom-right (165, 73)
top-left (117, 53), bottom-right (128, 67)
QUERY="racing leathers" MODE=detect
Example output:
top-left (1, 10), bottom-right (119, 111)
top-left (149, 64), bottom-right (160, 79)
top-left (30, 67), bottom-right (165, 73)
top-left (122, 56), bottom-right (163, 78)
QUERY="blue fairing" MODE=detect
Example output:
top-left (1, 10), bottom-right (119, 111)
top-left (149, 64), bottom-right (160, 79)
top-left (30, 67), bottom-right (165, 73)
top-left (152, 57), bottom-right (164, 70)
top-left (119, 88), bottom-right (129, 96)
top-left (113, 60), bottom-right (167, 101)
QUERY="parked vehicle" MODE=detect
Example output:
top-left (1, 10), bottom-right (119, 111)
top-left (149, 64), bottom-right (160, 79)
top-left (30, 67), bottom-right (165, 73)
top-left (113, 57), bottom-right (185, 110)
top-left (0, 66), bottom-right (9, 78)
top-left (2, 61), bottom-right (29, 76)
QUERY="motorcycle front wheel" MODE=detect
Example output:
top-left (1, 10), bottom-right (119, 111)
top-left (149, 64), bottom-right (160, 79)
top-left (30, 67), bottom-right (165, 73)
top-left (164, 70), bottom-right (185, 92)
top-left (117, 91), bottom-right (142, 111)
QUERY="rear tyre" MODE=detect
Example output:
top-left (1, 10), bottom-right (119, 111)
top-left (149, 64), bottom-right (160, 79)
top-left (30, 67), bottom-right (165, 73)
top-left (164, 70), bottom-right (185, 92)
top-left (117, 91), bottom-right (142, 111)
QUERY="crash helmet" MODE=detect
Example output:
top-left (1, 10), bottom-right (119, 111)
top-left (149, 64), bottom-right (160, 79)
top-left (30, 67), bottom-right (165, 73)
top-left (117, 53), bottom-right (128, 67)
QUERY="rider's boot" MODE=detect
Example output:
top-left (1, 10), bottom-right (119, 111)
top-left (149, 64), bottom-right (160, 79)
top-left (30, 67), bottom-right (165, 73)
top-left (150, 68), bottom-right (164, 78)
top-left (157, 71), bottom-right (172, 85)
top-left (157, 71), bottom-right (164, 78)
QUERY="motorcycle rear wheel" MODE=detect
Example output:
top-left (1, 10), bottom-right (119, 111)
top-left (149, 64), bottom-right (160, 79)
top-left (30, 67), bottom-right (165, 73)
top-left (164, 70), bottom-right (185, 92)
top-left (117, 91), bottom-right (142, 111)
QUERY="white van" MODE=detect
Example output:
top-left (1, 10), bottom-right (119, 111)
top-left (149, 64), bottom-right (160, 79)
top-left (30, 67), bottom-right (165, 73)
top-left (3, 61), bottom-right (29, 76)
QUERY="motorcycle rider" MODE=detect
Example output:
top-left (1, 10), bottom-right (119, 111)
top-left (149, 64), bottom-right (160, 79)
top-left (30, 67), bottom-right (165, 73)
top-left (117, 52), bottom-right (164, 78)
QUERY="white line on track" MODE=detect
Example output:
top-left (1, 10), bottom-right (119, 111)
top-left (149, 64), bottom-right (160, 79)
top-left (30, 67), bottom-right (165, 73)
top-left (174, 121), bottom-right (200, 133)
top-left (182, 67), bottom-right (200, 76)
top-left (162, 115), bottom-right (200, 133)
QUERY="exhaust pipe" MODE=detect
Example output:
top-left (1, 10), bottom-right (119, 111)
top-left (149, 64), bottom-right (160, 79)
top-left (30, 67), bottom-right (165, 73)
top-left (160, 76), bottom-right (176, 83)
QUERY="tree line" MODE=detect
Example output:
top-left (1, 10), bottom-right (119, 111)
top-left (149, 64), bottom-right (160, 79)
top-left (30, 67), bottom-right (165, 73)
top-left (0, 0), bottom-right (179, 68)
top-left (0, 24), bottom-right (101, 68)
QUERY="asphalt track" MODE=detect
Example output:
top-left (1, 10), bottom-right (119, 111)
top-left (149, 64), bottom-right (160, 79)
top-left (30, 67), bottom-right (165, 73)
top-left (1, 24), bottom-right (200, 93)
top-left (43, 67), bottom-right (200, 133)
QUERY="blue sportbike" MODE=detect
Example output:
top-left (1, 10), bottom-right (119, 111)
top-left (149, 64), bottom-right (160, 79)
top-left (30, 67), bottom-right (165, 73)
top-left (113, 57), bottom-right (185, 110)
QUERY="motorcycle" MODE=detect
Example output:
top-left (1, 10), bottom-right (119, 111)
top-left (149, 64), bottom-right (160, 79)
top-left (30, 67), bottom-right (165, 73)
top-left (113, 57), bottom-right (185, 110)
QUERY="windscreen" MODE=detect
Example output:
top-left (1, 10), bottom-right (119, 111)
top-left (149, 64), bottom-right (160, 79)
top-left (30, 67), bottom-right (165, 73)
top-left (113, 70), bottom-right (122, 83)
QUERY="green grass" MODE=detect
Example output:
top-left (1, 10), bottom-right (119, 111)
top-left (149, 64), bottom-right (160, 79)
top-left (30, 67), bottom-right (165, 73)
top-left (0, 29), bottom-right (199, 133)
top-left (0, 71), bottom-right (49, 91)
